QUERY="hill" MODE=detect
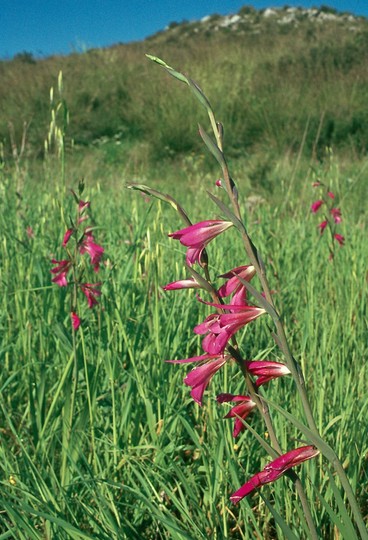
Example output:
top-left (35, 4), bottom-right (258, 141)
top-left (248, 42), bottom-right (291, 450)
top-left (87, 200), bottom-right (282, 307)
top-left (1, 5), bottom-right (368, 167)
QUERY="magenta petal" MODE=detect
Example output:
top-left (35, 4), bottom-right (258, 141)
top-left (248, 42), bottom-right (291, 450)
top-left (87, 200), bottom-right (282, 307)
top-left (186, 246), bottom-right (204, 266)
top-left (230, 471), bottom-right (269, 502)
top-left (62, 228), bottom-right (74, 247)
top-left (246, 360), bottom-right (291, 387)
top-left (71, 312), bottom-right (81, 330)
top-left (163, 278), bottom-right (200, 290)
top-left (169, 220), bottom-right (232, 247)
top-left (334, 233), bottom-right (345, 246)
top-left (184, 356), bottom-right (227, 405)
top-left (231, 445), bottom-right (319, 503)
top-left (218, 266), bottom-right (256, 298)
top-left (311, 200), bottom-right (324, 213)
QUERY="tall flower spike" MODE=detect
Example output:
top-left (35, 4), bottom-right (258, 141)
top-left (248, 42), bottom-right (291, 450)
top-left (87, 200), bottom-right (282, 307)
top-left (231, 445), bottom-right (320, 503)
top-left (169, 220), bottom-right (233, 266)
top-left (216, 393), bottom-right (257, 437)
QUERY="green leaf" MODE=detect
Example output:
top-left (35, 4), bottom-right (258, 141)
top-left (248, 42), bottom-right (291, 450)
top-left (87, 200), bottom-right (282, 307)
top-left (207, 191), bottom-right (244, 232)
top-left (198, 124), bottom-right (225, 167)
top-left (145, 54), bottom-right (189, 84)
top-left (261, 494), bottom-right (300, 540)
top-left (187, 78), bottom-right (213, 112)
top-left (126, 182), bottom-right (192, 226)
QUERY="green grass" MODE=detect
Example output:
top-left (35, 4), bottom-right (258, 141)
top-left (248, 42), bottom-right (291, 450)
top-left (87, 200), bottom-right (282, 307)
top-left (0, 143), bottom-right (367, 538)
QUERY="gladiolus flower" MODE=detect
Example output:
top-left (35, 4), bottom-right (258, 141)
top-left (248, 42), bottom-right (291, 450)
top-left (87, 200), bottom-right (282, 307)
top-left (162, 278), bottom-right (201, 291)
top-left (26, 226), bottom-right (34, 239)
top-left (334, 233), bottom-right (345, 246)
top-left (80, 282), bottom-right (102, 308)
top-left (71, 312), bottom-right (81, 330)
top-left (217, 393), bottom-right (256, 437)
top-left (230, 445), bottom-right (320, 503)
top-left (318, 220), bottom-right (328, 234)
top-left (330, 208), bottom-right (342, 224)
top-left (169, 220), bottom-right (233, 266)
top-left (167, 354), bottom-right (228, 405)
top-left (194, 304), bottom-right (266, 355)
top-left (78, 199), bottom-right (90, 213)
top-left (62, 228), bottom-right (74, 247)
top-left (310, 200), bottom-right (323, 213)
top-left (246, 360), bottom-right (291, 387)
top-left (79, 229), bottom-right (104, 271)
top-left (218, 265), bottom-right (256, 306)
top-left (51, 259), bottom-right (72, 287)
top-left (327, 191), bottom-right (335, 199)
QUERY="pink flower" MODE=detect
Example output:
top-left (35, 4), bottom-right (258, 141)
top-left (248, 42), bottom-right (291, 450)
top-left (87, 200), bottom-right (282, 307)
top-left (318, 220), bottom-right (328, 234)
top-left (194, 304), bottom-right (266, 355)
top-left (162, 278), bottom-right (201, 291)
top-left (26, 226), bottom-right (34, 239)
top-left (218, 265), bottom-right (256, 306)
top-left (167, 354), bottom-right (228, 405)
top-left (310, 200), bottom-right (324, 213)
top-left (246, 360), bottom-right (291, 387)
top-left (217, 393), bottom-right (256, 437)
top-left (78, 199), bottom-right (90, 213)
top-left (62, 228), bottom-right (74, 247)
top-left (80, 282), bottom-right (102, 308)
top-left (71, 312), bottom-right (81, 330)
top-left (334, 233), bottom-right (345, 246)
top-left (230, 445), bottom-right (320, 503)
top-left (169, 220), bottom-right (233, 266)
top-left (51, 259), bottom-right (72, 287)
top-left (79, 229), bottom-right (104, 271)
top-left (330, 208), bottom-right (342, 224)
top-left (327, 191), bottom-right (335, 199)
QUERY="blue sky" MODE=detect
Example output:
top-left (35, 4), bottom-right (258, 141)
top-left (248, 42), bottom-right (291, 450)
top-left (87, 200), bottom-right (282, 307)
top-left (1, 0), bottom-right (367, 59)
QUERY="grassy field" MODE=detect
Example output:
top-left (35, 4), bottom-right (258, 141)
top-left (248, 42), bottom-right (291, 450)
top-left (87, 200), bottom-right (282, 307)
top-left (1, 7), bottom-right (368, 538)
top-left (0, 133), bottom-right (367, 538)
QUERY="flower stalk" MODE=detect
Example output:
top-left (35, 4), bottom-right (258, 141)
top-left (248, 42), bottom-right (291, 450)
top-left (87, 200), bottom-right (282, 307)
top-left (128, 56), bottom-right (367, 539)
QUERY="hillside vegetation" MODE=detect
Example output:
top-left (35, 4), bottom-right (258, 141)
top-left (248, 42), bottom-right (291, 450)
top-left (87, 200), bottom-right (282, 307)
top-left (1, 5), bottom-right (368, 169)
